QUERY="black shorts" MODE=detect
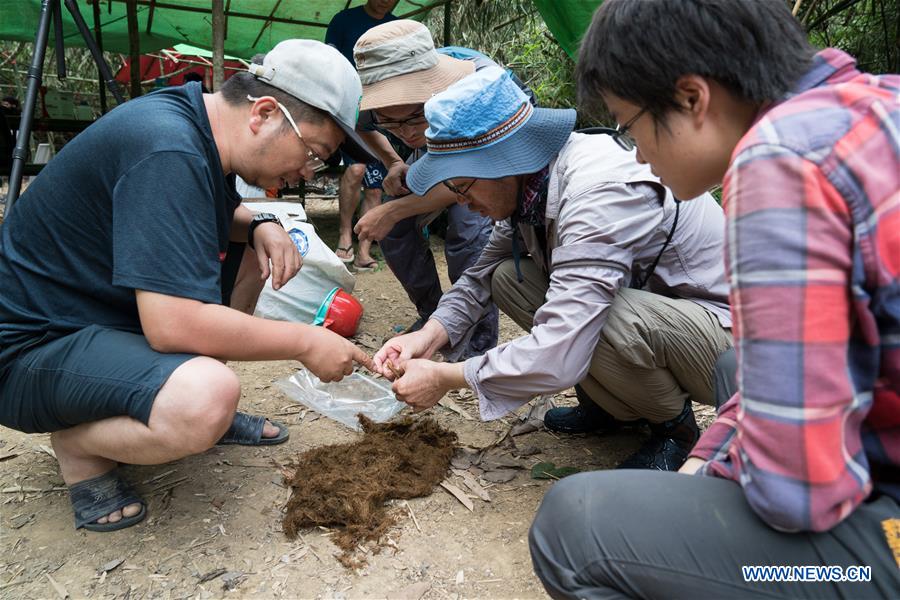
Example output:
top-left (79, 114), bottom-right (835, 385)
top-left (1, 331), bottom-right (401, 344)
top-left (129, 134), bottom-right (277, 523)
top-left (0, 324), bottom-right (196, 433)
top-left (0, 244), bottom-right (245, 434)
top-left (0, 324), bottom-right (197, 433)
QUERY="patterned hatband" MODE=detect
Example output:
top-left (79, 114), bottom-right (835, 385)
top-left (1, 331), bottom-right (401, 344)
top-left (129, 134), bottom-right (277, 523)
top-left (426, 101), bottom-right (533, 154)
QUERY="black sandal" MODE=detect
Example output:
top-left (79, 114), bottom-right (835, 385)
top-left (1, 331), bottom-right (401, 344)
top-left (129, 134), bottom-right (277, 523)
top-left (69, 470), bottom-right (146, 532)
top-left (216, 412), bottom-right (290, 446)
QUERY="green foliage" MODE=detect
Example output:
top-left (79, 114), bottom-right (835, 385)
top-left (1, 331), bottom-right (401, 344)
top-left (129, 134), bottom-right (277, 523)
top-left (424, 0), bottom-right (576, 109)
top-left (802, 0), bottom-right (899, 74)
top-left (424, 0), bottom-right (898, 127)
top-left (1, 41), bottom-right (125, 114)
top-left (2, 0), bottom-right (896, 118)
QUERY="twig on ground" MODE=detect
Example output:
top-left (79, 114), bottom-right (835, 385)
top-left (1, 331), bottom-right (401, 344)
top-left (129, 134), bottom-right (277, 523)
top-left (405, 500), bottom-right (422, 532)
top-left (141, 469), bottom-right (177, 485)
top-left (148, 476), bottom-right (189, 495)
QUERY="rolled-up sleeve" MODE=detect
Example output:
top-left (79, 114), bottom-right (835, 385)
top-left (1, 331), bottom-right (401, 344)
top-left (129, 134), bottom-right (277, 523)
top-left (466, 183), bottom-right (666, 420)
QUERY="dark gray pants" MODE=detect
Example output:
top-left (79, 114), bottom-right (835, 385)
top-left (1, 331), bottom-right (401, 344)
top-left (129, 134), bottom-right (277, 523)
top-left (529, 470), bottom-right (899, 599)
top-left (379, 200), bottom-right (499, 358)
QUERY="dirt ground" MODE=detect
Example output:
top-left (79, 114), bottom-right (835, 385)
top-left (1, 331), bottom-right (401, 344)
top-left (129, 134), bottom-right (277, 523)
top-left (0, 197), bottom-right (716, 599)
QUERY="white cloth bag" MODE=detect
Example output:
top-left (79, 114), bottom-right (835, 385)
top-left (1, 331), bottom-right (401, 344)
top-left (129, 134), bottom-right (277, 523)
top-left (244, 202), bottom-right (355, 324)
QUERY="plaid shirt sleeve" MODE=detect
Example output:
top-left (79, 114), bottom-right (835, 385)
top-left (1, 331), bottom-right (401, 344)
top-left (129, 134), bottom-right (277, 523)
top-left (694, 143), bottom-right (872, 533)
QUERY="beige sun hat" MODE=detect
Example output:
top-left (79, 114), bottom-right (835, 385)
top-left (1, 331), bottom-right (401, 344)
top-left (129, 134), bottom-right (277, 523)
top-left (354, 20), bottom-right (475, 111)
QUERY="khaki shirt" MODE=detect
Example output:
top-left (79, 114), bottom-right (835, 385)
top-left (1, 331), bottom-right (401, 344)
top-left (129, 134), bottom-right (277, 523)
top-left (430, 132), bottom-right (731, 419)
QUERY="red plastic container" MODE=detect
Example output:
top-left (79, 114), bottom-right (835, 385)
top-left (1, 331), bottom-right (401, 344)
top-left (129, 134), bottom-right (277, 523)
top-left (313, 287), bottom-right (363, 338)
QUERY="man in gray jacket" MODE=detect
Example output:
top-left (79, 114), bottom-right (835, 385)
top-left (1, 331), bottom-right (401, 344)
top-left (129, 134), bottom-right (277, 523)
top-left (374, 67), bottom-right (733, 471)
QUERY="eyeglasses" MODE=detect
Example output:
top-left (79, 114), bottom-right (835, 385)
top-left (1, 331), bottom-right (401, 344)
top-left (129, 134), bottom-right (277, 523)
top-left (247, 95), bottom-right (327, 173)
top-left (611, 107), bottom-right (647, 151)
top-left (580, 106), bottom-right (647, 152)
top-left (372, 110), bottom-right (428, 132)
top-left (443, 179), bottom-right (476, 201)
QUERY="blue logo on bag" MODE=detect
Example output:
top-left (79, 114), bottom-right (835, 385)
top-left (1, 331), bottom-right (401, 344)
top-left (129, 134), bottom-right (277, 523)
top-left (288, 228), bottom-right (310, 256)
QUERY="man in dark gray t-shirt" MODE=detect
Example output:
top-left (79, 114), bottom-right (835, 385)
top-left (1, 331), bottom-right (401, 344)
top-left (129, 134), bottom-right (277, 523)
top-left (0, 40), bottom-right (375, 533)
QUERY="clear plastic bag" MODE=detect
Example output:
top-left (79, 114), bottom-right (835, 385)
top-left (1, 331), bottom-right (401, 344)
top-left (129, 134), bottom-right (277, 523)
top-left (276, 369), bottom-right (406, 431)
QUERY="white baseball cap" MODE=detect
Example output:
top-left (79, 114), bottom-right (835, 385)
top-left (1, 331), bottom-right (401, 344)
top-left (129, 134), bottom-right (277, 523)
top-left (248, 39), bottom-right (375, 163)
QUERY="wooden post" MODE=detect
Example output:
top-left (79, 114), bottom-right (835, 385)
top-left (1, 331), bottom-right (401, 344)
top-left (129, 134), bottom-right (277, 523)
top-left (443, 1), bottom-right (453, 46)
top-left (212, 0), bottom-right (225, 90)
top-left (126, 0), bottom-right (141, 98)
top-left (91, 0), bottom-right (108, 113)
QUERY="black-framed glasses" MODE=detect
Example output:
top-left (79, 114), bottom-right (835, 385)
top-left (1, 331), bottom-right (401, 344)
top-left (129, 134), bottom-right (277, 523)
top-left (372, 110), bottom-right (428, 132)
top-left (612, 106), bottom-right (647, 151)
top-left (579, 106), bottom-right (647, 152)
top-left (443, 178), bottom-right (476, 200)
top-left (247, 94), bottom-right (327, 173)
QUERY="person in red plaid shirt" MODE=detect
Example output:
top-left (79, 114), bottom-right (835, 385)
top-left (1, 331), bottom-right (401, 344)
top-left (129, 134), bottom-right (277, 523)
top-left (528, 1), bottom-right (900, 598)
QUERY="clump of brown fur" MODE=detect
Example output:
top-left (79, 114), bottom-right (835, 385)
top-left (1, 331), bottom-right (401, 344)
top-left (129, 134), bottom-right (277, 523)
top-left (283, 415), bottom-right (457, 567)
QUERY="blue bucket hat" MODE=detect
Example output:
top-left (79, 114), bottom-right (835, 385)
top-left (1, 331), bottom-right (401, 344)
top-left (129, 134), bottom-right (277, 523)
top-left (406, 66), bottom-right (576, 196)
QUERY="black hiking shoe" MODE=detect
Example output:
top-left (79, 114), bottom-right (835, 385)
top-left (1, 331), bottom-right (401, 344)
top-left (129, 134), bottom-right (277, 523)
top-left (616, 401), bottom-right (699, 471)
top-left (543, 386), bottom-right (625, 434)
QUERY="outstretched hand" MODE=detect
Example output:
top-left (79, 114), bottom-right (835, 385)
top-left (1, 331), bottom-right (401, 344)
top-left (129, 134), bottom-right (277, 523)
top-left (299, 327), bottom-right (375, 382)
top-left (354, 202), bottom-right (399, 242)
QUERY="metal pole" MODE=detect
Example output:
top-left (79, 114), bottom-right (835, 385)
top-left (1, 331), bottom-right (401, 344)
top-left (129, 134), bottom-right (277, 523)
top-left (53, 0), bottom-right (66, 78)
top-left (443, 1), bottom-right (453, 47)
top-left (7, 0), bottom-right (56, 213)
top-left (91, 0), bottom-right (108, 113)
top-left (212, 0), bottom-right (225, 90)
top-left (126, 0), bottom-right (141, 98)
top-left (65, 0), bottom-right (125, 104)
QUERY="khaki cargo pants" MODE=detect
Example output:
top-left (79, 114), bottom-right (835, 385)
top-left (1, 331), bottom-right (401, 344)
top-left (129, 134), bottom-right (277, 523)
top-left (491, 258), bottom-right (733, 423)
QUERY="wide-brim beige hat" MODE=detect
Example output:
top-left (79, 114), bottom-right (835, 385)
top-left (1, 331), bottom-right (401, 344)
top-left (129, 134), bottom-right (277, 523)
top-left (354, 20), bottom-right (476, 111)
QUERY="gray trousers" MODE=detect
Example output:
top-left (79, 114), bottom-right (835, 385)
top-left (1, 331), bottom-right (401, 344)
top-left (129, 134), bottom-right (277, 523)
top-left (380, 200), bottom-right (499, 358)
top-left (529, 470), bottom-right (900, 599)
top-left (491, 259), bottom-right (733, 422)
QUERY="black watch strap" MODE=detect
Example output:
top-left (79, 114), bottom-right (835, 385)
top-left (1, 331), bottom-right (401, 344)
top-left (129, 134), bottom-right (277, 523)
top-left (247, 213), bottom-right (281, 249)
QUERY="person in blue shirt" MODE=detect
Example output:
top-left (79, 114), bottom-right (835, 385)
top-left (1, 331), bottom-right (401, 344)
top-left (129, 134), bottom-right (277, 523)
top-left (325, 0), bottom-right (399, 270)
top-left (0, 41), bottom-right (375, 533)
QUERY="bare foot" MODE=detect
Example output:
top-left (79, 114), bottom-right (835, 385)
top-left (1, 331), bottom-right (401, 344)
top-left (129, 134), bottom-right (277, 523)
top-left (335, 234), bottom-right (354, 262)
top-left (262, 420), bottom-right (281, 439)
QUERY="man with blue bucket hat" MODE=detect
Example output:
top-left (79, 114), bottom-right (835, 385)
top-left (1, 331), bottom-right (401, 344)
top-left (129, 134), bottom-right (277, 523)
top-left (374, 67), bottom-right (734, 471)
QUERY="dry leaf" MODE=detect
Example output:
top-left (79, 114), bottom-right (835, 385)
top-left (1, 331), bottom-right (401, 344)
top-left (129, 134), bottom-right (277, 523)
top-left (37, 444), bottom-right (57, 460)
top-left (440, 481), bottom-right (474, 511)
top-left (439, 397), bottom-right (473, 420)
top-left (451, 468), bottom-right (490, 502)
top-left (97, 558), bottom-right (125, 574)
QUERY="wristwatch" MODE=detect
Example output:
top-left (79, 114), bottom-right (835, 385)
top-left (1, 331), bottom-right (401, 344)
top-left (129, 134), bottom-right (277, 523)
top-left (247, 212), bottom-right (282, 249)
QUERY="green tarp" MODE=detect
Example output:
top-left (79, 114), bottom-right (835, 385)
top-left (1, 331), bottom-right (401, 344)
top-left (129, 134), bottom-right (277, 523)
top-left (532, 0), bottom-right (603, 59)
top-left (0, 1), bottom-right (446, 58)
top-left (1, 1), bottom-right (603, 62)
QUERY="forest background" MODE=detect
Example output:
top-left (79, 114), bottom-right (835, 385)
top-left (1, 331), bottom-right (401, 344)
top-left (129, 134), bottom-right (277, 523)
top-left (0, 0), bottom-right (897, 126)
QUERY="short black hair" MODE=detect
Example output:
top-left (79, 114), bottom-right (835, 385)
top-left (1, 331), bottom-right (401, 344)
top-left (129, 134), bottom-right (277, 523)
top-left (577, 0), bottom-right (815, 123)
top-left (220, 54), bottom-right (328, 130)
